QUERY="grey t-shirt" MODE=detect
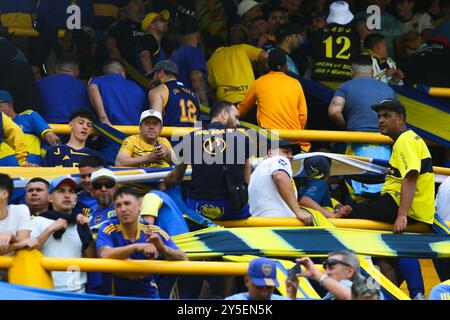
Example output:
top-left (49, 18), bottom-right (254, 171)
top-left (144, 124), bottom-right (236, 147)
top-left (322, 279), bottom-right (353, 300)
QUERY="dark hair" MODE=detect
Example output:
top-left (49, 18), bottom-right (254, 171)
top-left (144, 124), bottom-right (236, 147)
top-left (210, 100), bottom-right (233, 119)
top-left (79, 155), bottom-right (105, 169)
top-left (268, 5), bottom-right (288, 15)
top-left (364, 33), bottom-right (386, 50)
top-left (113, 186), bottom-right (140, 201)
top-left (26, 177), bottom-right (50, 189)
top-left (352, 53), bottom-right (373, 66)
top-left (69, 108), bottom-right (97, 122)
top-left (351, 276), bottom-right (380, 299)
top-left (0, 173), bottom-right (14, 198)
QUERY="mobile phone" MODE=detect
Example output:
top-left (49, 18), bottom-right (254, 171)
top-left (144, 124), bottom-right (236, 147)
top-left (288, 263), bottom-right (302, 280)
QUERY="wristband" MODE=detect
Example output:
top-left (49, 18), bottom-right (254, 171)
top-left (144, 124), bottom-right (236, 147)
top-left (319, 274), bottom-right (329, 286)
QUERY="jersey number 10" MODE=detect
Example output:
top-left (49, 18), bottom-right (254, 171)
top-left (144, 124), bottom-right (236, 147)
top-left (323, 36), bottom-right (351, 60)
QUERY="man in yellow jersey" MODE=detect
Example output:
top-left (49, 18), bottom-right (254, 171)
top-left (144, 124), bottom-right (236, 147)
top-left (115, 109), bottom-right (174, 168)
top-left (343, 99), bottom-right (435, 232)
top-left (238, 48), bottom-right (310, 151)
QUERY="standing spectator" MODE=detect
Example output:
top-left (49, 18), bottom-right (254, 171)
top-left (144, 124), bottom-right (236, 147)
top-left (29, 176), bottom-right (96, 292)
top-left (263, 6), bottom-right (290, 50)
top-left (237, 0), bottom-right (263, 28)
top-left (96, 186), bottom-right (187, 298)
top-left (148, 60), bottom-right (200, 127)
top-left (25, 178), bottom-right (51, 216)
top-left (0, 37), bottom-right (42, 114)
top-left (38, 54), bottom-right (92, 124)
top-left (248, 139), bottom-right (312, 224)
top-left (0, 90), bottom-right (60, 166)
top-left (273, 22), bottom-right (305, 75)
top-left (249, 16), bottom-right (270, 49)
top-left (105, 0), bottom-right (145, 66)
top-left (432, 0), bottom-right (450, 44)
top-left (137, 9), bottom-right (170, 75)
top-left (363, 33), bottom-right (404, 85)
top-left (308, 11), bottom-right (327, 32)
top-left (309, 1), bottom-right (360, 82)
top-left (44, 109), bottom-right (103, 167)
top-left (170, 16), bottom-right (209, 107)
top-left (115, 110), bottom-right (174, 168)
top-left (88, 59), bottom-right (147, 125)
top-left (77, 156), bottom-right (105, 212)
top-left (206, 39), bottom-right (268, 104)
top-left (238, 49), bottom-right (310, 151)
top-left (0, 174), bottom-right (37, 257)
top-left (195, 0), bottom-right (229, 40)
top-left (162, 101), bottom-right (253, 221)
top-left (281, 0), bottom-right (304, 24)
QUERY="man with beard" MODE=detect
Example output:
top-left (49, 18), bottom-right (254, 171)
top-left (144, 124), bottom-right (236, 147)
top-left (147, 60), bottom-right (200, 127)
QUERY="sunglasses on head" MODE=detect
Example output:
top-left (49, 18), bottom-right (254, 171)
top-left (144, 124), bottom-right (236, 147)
top-left (323, 258), bottom-right (351, 269)
top-left (92, 180), bottom-right (116, 190)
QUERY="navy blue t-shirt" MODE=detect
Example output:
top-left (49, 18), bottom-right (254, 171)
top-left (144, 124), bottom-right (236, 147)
top-left (43, 145), bottom-right (104, 167)
top-left (334, 77), bottom-right (397, 132)
top-left (297, 178), bottom-right (333, 208)
top-left (170, 44), bottom-right (207, 91)
top-left (162, 80), bottom-right (200, 127)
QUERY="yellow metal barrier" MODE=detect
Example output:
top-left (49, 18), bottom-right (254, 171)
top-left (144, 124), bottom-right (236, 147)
top-left (428, 87), bottom-right (450, 98)
top-left (7, 27), bottom-right (65, 38)
top-left (215, 217), bottom-right (450, 233)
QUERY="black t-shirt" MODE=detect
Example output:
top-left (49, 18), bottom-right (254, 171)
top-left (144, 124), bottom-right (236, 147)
top-left (178, 122), bottom-right (253, 201)
top-left (136, 34), bottom-right (160, 66)
top-left (309, 23), bottom-right (360, 82)
top-left (107, 19), bottom-right (144, 65)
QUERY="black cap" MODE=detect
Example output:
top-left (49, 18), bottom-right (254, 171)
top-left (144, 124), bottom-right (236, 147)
top-left (177, 16), bottom-right (200, 35)
top-left (298, 156), bottom-right (331, 178)
top-left (275, 22), bottom-right (304, 42)
top-left (371, 99), bottom-right (406, 115)
top-left (268, 48), bottom-right (286, 71)
top-left (268, 138), bottom-right (302, 155)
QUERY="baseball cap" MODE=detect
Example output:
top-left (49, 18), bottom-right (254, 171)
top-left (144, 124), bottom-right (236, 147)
top-left (237, 0), bottom-right (260, 17)
top-left (150, 60), bottom-right (179, 77)
top-left (142, 9), bottom-right (170, 31)
top-left (268, 138), bottom-right (302, 155)
top-left (0, 90), bottom-right (13, 103)
top-left (275, 22), bottom-right (304, 42)
top-left (327, 1), bottom-right (354, 25)
top-left (248, 257), bottom-right (279, 287)
top-left (371, 99), bottom-right (406, 115)
top-left (91, 168), bottom-right (117, 184)
top-left (177, 16), bottom-right (200, 35)
top-left (268, 48), bottom-right (287, 71)
top-left (49, 176), bottom-right (77, 193)
top-left (298, 156), bottom-right (331, 178)
top-left (140, 109), bottom-right (163, 124)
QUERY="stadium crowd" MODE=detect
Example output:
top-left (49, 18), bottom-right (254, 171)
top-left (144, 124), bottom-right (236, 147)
top-left (0, 0), bottom-right (449, 300)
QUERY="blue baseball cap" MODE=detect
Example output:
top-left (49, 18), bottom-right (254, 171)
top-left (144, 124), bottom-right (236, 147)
top-left (49, 176), bottom-right (77, 193)
top-left (248, 257), bottom-right (279, 287)
top-left (0, 90), bottom-right (13, 103)
top-left (298, 155), bottom-right (331, 178)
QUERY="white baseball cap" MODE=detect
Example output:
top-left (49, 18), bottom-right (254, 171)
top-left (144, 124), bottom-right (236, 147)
top-left (140, 109), bottom-right (163, 124)
top-left (327, 1), bottom-right (354, 25)
top-left (91, 168), bottom-right (117, 183)
top-left (237, 0), bottom-right (259, 17)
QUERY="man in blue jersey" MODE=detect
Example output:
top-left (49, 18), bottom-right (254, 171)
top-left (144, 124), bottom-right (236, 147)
top-left (38, 54), bottom-right (93, 124)
top-left (96, 186), bottom-right (188, 298)
top-left (88, 59), bottom-right (148, 126)
top-left (0, 90), bottom-right (61, 166)
top-left (44, 109), bottom-right (103, 167)
top-left (148, 60), bottom-right (200, 127)
top-left (78, 156), bottom-right (105, 212)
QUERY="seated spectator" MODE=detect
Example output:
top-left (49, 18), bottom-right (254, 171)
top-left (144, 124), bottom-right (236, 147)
top-left (0, 90), bottom-right (61, 166)
top-left (297, 250), bottom-right (363, 300)
top-left (148, 60), bottom-right (200, 127)
top-left (238, 48), bottom-right (310, 151)
top-left (25, 178), bottom-right (51, 216)
top-left (38, 54), bottom-right (92, 124)
top-left (162, 101), bottom-right (253, 221)
top-left (364, 33), bottom-right (404, 85)
top-left (29, 176), bottom-right (96, 292)
top-left (225, 257), bottom-right (298, 300)
top-left (137, 9), bottom-right (170, 75)
top-left (115, 109), bottom-right (173, 168)
top-left (88, 59), bottom-right (148, 125)
top-left (170, 17), bottom-right (209, 107)
top-left (206, 37), bottom-right (267, 104)
top-left (96, 186), bottom-right (187, 298)
top-left (77, 156), bottom-right (105, 212)
top-left (429, 279), bottom-right (450, 300)
top-left (44, 109), bottom-right (103, 167)
top-left (351, 276), bottom-right (382, 300)
top-left (297, 156), bottom-right (352, 218)
top-left (248, 139), bottom-right (312, 225)
top-left (0, 174), bottom-right (37, 257)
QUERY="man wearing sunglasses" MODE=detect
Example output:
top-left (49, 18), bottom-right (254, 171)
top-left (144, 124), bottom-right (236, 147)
top-left (296, 251), bottom-right (362, 300)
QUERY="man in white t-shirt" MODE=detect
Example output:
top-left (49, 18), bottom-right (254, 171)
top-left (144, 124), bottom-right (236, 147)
top-left (30, 176), bottom-right (96, 292)
top-left (248, 140), bottom-right (312, 225)
top-left (0, 173), bottom-right (38, 257)
top-left (436, 176), bottom-right (450, 221)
